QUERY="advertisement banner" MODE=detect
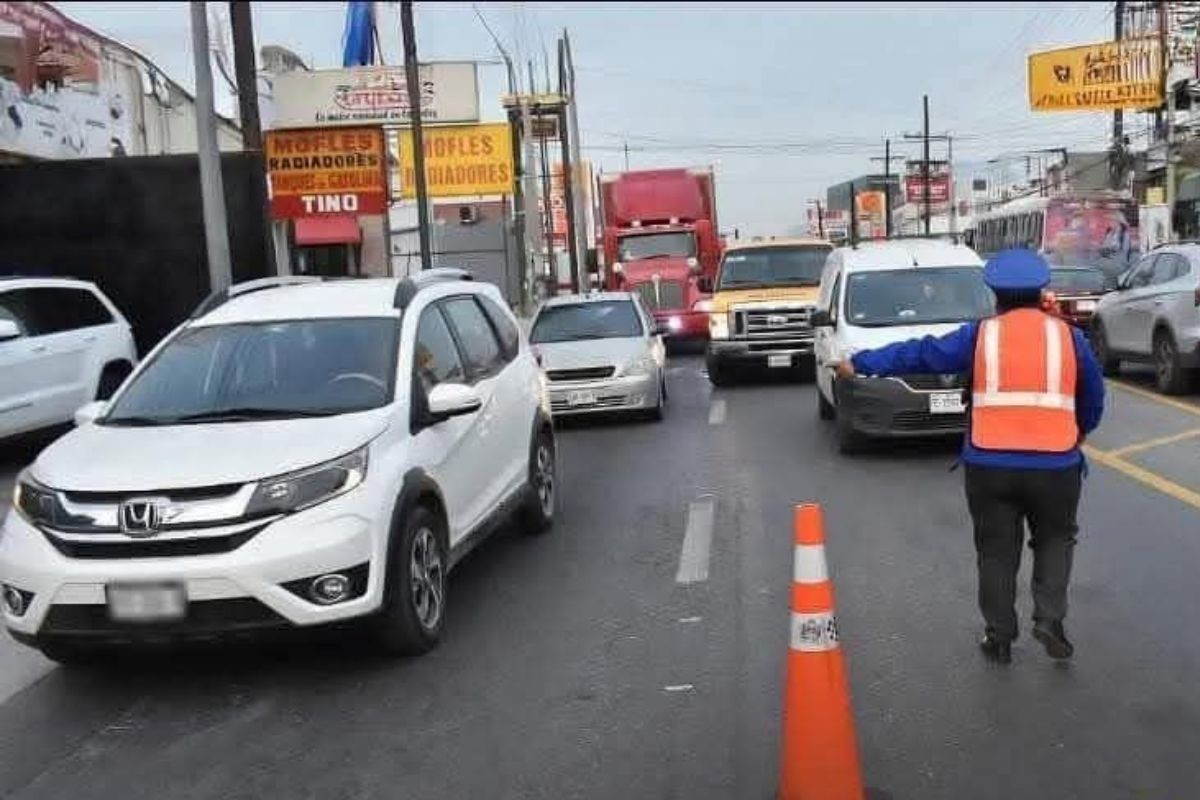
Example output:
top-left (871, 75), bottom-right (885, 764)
top-left (396, 122), bottom-right (513, 198)
top-left (265, 127), bottom-right (388, 218)
top-left (904, 161), bottom-right (951, 209)
top-left (271, 62), bottom-right (479, 129)
top-left (1028, 38), bottom-right (1162, 112)
top-left (855, 191), bottom-right (887, 239)
top-left (0, 2), bottom-right (137, 159)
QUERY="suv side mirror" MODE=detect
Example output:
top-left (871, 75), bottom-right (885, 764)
top-left (427, 383), bottom-right (482, 422)
top-left (810, 309), bottom-right (834, 328)
top-left (0, 319), bottom-right (21, 341)
top-left (74, 400), bottom-right (108, 427)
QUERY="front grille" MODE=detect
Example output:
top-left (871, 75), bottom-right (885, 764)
top-left (893, 373), bottom-right (967, 391)
top-left (40, 597), bottom-right (288, 638)
top-left (891, 410), bottom-right (968, 432)
top-left (61, 483), bottom-right (243, 504)
top-left (41, 523), bottom-right (268, 559)
top-left (546, 366), bottom-right (615, 382)
top-left (633, 280), bottom-right (685, 310)
top-left (734, 306), bottom-right (814, 340)
top-left (550, 395), bottom-right (629, 412)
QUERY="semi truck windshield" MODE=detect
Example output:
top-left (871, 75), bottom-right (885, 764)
top-left (618, 232), bottom-right (696, 261)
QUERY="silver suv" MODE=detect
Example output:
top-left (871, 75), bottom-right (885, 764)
top-left (1092, 244), bottom-right (1200, 394)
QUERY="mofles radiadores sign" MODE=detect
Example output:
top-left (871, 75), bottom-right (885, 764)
top-left (265, 127), bottom-right (388, 218)
top-left (396, 122), bottom-right (514, 198)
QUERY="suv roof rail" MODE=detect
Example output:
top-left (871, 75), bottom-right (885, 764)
top-left (191, 275), bottom-right (322, 319)
top-left (393, 268), bottom-right (474, 310)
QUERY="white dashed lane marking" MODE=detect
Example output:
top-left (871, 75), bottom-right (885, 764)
top-left (708, 398), bottom-right (727, 425)
top-left (676, 497), bottom-right (715, 584)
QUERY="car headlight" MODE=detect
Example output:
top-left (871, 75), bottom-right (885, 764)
top-left (12, 471), bottom-right (61, 527)
top-left (623, 353), bottom-right (658, 377)
top-left (245, 447), bottom-right (369, 517)
top-left (709, 311), bottom-right (730, 339)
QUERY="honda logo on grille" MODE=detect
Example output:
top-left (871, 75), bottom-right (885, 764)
top-left (119, 498), bottom-right (168, 537)
top-left (767, 314), bottom-right (788, 327)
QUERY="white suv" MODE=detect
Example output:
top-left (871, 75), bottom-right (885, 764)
top-left (0, 271), bottom-right (556, 662)
top-left (0, 277), bottom-right (137, 441)
top-left (1092, 244), bottom-right (1200, 394)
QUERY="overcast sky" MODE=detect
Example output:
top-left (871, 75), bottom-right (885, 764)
top-left (59, 1), bottom-right (1121, 237)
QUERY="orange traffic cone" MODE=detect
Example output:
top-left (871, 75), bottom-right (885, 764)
top-left (778, 503), bottom-right (865, 800)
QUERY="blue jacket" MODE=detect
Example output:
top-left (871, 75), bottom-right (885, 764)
top-left (850, 319), bottom-right (1105, 469)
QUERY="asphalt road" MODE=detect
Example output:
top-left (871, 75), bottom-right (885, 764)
top-left (1, 357), bottom-right (1198, 799)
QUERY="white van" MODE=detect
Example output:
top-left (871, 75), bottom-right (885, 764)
top-left (812, 239), bottom-right (991, 453)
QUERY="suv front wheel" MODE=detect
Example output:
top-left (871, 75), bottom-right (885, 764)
top-left (374, 504), bottom-right (447, 656)
top-left (519, 427), bottom-right (556, 534)
top-left (1154, 329), bottom-right (1194, 395)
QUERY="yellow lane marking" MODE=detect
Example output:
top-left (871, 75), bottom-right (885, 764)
top-left (1084, 444), bottom-right (1200, 511)
top-left (1108, 427), bottom-right (1200, 458)
top-left (1108, 379), bottom-right (1200, 418)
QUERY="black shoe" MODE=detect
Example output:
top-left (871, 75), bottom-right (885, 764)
top-left (979, 634), bottom-right (1012, 664)
top-left (1033, 621), bottom-right (1074, 660)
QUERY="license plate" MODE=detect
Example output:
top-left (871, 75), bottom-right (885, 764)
top-left (1074, 299), bottom-right (1097, 312)
top-left (106, 583), bottom-right (187, 623)
top-left (929, 391), bottom-right (965, 414)
top-left (567, 390), bottom-right (597, 407)
top-left (767, 354), bottom-right (791, 369)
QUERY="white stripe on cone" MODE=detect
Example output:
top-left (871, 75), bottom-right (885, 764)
top-left (793, 544), bottom-right (829, 584)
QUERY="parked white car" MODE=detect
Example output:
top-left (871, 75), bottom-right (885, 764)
top-left (813, 239), bottom-right (991, 453)
top-left (1, 271), bottom-right (556, 663)
top-left (530, 292), bottom-right (668, 420)
top-left (1091, 244), bottom-right (1200, 394)
top-left (0, 277), bottom-right (137, 441)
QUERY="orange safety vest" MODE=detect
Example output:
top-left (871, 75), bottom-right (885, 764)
top-left (971, 308), bottom-right (1078, 453)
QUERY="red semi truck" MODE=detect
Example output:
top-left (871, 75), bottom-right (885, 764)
top-left (599, 168), bottom-right (721, 341)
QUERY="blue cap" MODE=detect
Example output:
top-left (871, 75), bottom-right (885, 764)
top-left (983, 248), bottom-right (1050, 293)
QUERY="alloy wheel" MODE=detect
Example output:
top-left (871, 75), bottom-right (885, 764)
top-left (410, 526), bottom-right (444, 631)
top-left (535, 442), bottom-right (555, 517)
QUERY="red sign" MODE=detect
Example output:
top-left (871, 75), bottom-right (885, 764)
top-left (265, 127), bottom-right (388, 218)
top-left (904, 161), bottom-right (951, 207)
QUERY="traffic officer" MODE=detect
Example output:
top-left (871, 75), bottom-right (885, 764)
top-left (834, 249), bottom-right (1105, 664)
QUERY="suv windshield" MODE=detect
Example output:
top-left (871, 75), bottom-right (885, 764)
top-left (618, 232), bottom-right (696, 261)
top-left (1050, 267), bottom-right (1108, 293)
top-left (531, 301), bottom-right (643, 343)
top-left (104, 318), bottom-right (398, 425)
top-left (846, 267), bottom-right (994, 327)
top-left (717, 246), bottom-right (831, 290)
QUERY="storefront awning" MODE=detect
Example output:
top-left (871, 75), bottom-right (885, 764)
top-left (294, 215), bottom-right (362, 246)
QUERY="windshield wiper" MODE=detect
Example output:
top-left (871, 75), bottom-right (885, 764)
top-left (101, 415), bottom-right (177, 427)
top-left (171, 407), bottom-right (344, 423)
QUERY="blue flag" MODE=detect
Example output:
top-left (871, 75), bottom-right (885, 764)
top-left (342, 1), bottom-right (375, 67)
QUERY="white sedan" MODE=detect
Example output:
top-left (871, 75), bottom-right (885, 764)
top-left (530, 292), bottom-right (668, 420)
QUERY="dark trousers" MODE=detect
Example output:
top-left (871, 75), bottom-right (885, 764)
top-left (963, 464), bottom-right (1083, 643)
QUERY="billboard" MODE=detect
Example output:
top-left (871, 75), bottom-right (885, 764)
top-left (0, 2), bottom-right (138, 159)
top-left (905, 161), bottom-right (951, 210)
top-left (265, 127), bottom-right (388, 218)
top-left (396, 122), bottom-right (513, 199)
top-left (855, 191), bottom-right (887, 239)
top-left (271, 62), bottom-right (479, 129)
top-left (1028, 38), bottom-right (1162, 112)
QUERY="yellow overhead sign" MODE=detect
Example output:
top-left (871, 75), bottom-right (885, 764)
top-left (1029, 38), bottom-right (1163, 112)
top-left (397, 122), bottom-right (514, 198)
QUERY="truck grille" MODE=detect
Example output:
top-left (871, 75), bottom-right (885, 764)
top-left (546, 366), bottom-right (615, 382)
top-left (734, 306), bottom-right (815, 340)
top-left (634, 280), bottom-right (685, 310)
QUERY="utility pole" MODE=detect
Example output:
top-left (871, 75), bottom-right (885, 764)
top-left (1111, 0), bottom-right (1126, 189)
top-left (815, 200), bottom-right (825, 239)
top-left (557, 36), bottom-right (581, 293)
top-left (922, 94), bottom-right (931, 236)
top-left (532, 61), bottom-right (553, 274)
top-left (401, 0), bottom-right (432, 271)
top-left (624, 141), bottom-right (630, 171)
top-left (190, 1), bottom-right (232, 292)
top-left (947, 134), bottom-right (957, 237)
top-left (563, 31), bottom-right (587, 288)
top-left (870, 138), bottom-right (904, 237)
top-left (1161, 0), bottom-right (1176, 240)
top-left (229, 2), bottom-right (261, 152)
